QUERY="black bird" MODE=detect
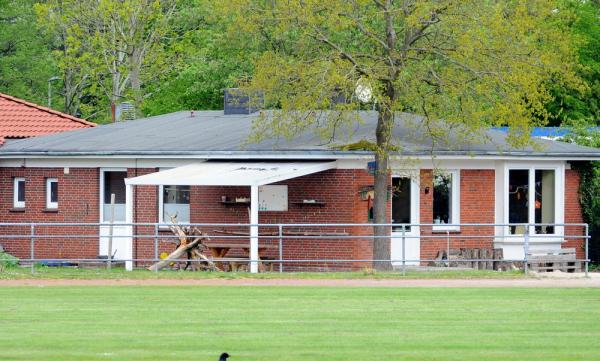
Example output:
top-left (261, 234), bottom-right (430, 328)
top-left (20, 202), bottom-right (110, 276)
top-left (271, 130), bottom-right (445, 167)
top-left (219, 353), bottom-right (230, 361)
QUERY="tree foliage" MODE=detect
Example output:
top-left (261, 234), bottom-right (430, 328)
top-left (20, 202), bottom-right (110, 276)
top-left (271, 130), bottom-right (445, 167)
top-left (546, 0), bottom-right (600, 125)
top-left (0, 0), bottom-right (58, 107)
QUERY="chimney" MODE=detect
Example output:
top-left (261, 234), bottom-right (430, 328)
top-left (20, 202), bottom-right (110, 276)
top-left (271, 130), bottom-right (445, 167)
top-left (224, 88), bottom-right (263, 115)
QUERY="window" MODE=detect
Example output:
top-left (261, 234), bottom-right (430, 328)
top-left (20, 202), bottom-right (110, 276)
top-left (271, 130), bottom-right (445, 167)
top-left (508, 168), bottom-right (556, 234)
top-left (535, 170), bottom-right (555, 234)
top-left (46, 178), bottom-right (58, 209)
top-left (13, 177), bottom-right (25, 208)
top-left (102, 171), bottom-right (127, 222)
top-left (392, 177), bottom-right (411, 232)
top-left (432, 171), bottom-right (460, 230)
top-left (160, 185), bottom-right (190, 224)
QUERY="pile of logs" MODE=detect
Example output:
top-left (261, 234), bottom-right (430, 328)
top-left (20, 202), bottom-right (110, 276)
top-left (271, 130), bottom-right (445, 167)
top-left (147, 217), bottom-right (222, 272)
top-left (431, 248), bottom-right (518, 271)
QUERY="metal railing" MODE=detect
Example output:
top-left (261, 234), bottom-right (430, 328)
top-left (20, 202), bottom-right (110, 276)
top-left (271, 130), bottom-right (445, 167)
top-left (0, 222), bottom-right (590, 276)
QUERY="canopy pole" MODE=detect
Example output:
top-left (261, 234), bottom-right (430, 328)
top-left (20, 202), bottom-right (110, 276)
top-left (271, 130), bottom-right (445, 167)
top-left (125, 183), bottom-right (134, 271)
top-left (250, 185), bottom-right (259, 273)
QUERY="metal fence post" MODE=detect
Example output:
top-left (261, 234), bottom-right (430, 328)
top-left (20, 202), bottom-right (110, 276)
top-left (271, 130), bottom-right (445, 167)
top-left (154, 223), bottom-right (159, 273)
top-left (585, 224), bottom-right (589, 277)
top-left (401, 225), bottom-right (406, 276)
top-left (30, 224), bottom-right (35, 274)
top-left (278, 224), bottom-right (283, 273)
top-left (446, 231), bottom-right (450, 268)
top-left (523, 224), bottom-right (530, 275)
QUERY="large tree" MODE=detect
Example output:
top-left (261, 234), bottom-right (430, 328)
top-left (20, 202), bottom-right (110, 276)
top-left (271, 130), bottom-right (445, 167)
top-left (36, 0), bottom-right (180, 121)
top-left (220, 0), bottom-right (581, 269)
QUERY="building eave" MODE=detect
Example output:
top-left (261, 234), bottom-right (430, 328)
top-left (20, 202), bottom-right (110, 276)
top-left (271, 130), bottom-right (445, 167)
top-left (0, 149), bottom-right (598, 161)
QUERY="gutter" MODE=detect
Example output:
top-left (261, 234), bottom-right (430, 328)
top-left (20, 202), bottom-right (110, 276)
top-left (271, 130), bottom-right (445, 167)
top-left (0, 150), bottom-right (599, 160)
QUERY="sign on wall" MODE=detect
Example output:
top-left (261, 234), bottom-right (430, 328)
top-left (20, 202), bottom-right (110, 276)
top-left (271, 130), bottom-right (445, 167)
top-left (258, 185), bottom-right (288, 211)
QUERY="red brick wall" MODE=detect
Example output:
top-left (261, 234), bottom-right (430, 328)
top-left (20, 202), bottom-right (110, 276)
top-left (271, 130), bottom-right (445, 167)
top-left (419, 169), bottom-right (496, 261)
top-left (0, 165), bottom-right (586, 268)
top-left (0, 167), bottom-right (376, 270)
top-left (178, 169), bottom-right (374, 271)
top-left (0, 167), bottom-right (99, 260)
top-left (564, 169), bottom-right (585, 259)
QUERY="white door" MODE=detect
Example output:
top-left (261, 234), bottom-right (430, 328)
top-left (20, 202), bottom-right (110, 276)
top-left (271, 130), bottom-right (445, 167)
top-left (99, 169), bottom-right (131, 260)
top-left (391, 176), bottom-right (420, 265)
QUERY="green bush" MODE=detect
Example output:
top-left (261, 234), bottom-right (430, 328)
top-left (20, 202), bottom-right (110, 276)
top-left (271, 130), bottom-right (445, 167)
top-left (0, 252), bottom-right (19, 271)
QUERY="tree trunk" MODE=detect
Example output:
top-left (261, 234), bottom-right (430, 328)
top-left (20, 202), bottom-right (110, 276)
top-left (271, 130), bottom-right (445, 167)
top-left (129, 48), bottom-right (142, 119)
top-left (372, 91), bottom-right (394, 271)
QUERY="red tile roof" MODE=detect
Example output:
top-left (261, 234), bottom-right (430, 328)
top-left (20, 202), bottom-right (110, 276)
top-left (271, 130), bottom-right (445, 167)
top-left (0, 92), bottom-right (95, 145)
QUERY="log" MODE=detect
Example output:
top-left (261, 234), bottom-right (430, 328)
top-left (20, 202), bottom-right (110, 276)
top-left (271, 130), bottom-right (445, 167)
top-left (149, 214), bottom-right (221, 272)
top-left (477, 249), bottom-right (485, 270)
top-left (486, 249), bottom-right (494, 270)
top-left (148, 238), bottom-right (203, 271)
top-left (493, 248), bottom-right (504, 271)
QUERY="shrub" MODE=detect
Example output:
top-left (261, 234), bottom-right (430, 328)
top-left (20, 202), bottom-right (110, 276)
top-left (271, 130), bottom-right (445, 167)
top-left (0, 252), bottom-right (19, 271)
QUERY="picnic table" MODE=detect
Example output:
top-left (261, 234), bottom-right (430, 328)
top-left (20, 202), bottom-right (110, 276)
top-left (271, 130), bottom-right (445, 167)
top-left (204, 242), bottom-right (279, 272)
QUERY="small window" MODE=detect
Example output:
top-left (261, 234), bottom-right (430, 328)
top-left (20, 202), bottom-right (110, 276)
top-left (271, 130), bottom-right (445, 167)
top-left (46, 178), bottom-right (58, 209)
top-left (432, 171), bottom-right (460, 231)
top-left (161, 185), bottom-right (190, 223)
top-left (13, 177), bottom-right (25, 208)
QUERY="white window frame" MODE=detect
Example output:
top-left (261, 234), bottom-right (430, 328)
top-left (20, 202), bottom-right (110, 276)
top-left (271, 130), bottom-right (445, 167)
top-left (432, 170), bottom-right (460, 232)
top-left (13, 177), bottom-right (25, 208)
top-left (99, 168), bottom-right (128, 224)
top-left (46, 178), bottom-right (58, 209)
top-left (503, 162), bottom-right (565, 240)
top-left (158, 185), bottom-right (191, 225)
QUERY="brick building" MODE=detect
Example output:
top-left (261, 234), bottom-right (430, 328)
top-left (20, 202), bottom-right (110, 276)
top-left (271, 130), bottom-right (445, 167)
top-left (0, 109), bottom-right (598, 271)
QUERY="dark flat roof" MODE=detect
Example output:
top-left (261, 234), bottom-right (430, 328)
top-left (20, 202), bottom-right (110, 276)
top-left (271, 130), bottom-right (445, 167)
top-left (0, 110), bottom-right (598, 159)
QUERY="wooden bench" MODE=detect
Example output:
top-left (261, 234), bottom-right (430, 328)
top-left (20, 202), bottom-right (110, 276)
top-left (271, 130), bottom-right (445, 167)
top-left (205, 242), bottom-right (279, 272)
top-left (527, 248), bottom-right (582, 273)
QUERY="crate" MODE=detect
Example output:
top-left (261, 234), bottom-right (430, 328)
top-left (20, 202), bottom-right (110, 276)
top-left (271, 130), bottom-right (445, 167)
top-left (527, 248), bottom-right (582, 273)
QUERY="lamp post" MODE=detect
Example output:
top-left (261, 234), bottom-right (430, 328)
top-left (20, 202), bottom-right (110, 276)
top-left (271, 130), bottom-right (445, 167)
top-left (47, 76), bottom-right (60, 108)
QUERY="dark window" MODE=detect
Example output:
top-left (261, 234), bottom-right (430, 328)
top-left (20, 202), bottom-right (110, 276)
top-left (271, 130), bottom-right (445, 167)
top-left (509, 169), bottom-right (529, 234)
top-left (103, 171), bottom-right (127, 204)
top-left (17, 179), bottom-right (25, 202)
top-left (163, 186), bottom-right (190, 204)
top-left (433, 174), bottom-right (452, 225)
top-left (49, 180), bottom-right (58, 203)
top-left (392, 177), bottom-right (411, 232)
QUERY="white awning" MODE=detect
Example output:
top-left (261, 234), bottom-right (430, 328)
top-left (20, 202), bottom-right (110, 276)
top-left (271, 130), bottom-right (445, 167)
top-left (125, 161), bottom-right (337, 186)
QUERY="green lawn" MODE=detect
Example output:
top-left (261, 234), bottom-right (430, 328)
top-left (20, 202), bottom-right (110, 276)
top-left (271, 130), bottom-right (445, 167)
top-left (0, 266), bottom-right (526, 280)
top-left (0, 287), bottom-right (598, 361)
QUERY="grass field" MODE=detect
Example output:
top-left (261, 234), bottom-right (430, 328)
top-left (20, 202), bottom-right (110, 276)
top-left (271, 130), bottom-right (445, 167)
top-left (0, 266), bottom-right (526, 280)
top-left (1, 286), bottom-right (599, 361)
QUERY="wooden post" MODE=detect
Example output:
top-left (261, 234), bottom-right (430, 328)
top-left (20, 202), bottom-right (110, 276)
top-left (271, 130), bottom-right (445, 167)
top-left (107, 193), bottom-right (115, 270)
top-left (125, 183), bottom-right (134, 271)
top-left (249, 185), bottom-right (259, 273)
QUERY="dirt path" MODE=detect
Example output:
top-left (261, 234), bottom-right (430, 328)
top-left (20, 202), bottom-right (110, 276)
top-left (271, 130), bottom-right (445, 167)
top-left (1, 277), bottom-right (600, 287)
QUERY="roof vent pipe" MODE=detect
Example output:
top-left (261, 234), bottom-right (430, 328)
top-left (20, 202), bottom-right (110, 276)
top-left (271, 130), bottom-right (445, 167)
top-left (224, 88), bottom-right (263, 115)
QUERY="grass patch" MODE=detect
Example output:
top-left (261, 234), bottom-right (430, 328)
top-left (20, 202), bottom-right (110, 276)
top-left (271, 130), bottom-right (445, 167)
top-left (0, 286), bottom-right (598, 361)
top-left (0, 266), bottom-right (526, 280)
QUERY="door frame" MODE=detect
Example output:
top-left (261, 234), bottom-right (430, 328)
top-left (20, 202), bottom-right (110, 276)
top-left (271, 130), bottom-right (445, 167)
top-left (390, 173), bottom-right (420, 265)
